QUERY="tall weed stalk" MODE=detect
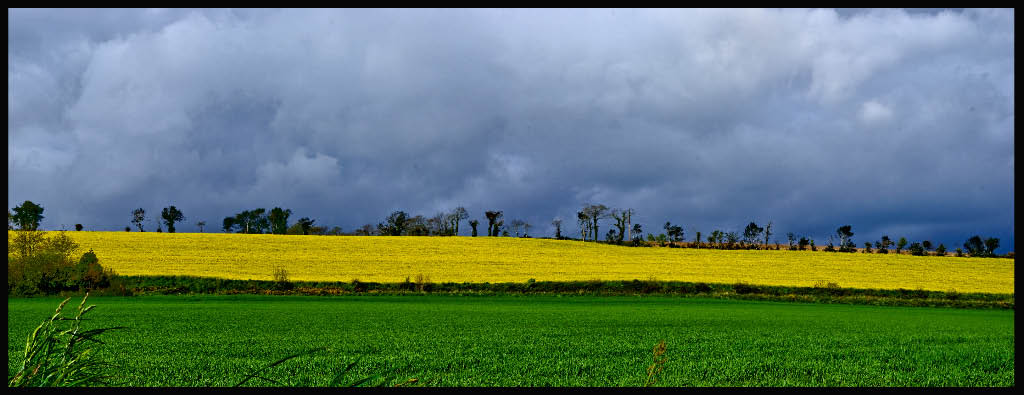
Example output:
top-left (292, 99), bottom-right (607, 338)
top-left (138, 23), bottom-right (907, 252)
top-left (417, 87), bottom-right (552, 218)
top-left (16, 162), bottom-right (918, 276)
top-left (8, 293), bottom-right (125, 387)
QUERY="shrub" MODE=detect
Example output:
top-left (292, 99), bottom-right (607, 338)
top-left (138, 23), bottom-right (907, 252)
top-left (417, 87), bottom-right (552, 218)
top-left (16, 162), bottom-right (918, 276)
top-left (8, 231), bottom-right (118, 295)
top-left (694, 282), bottom-right (712, 293)
top-left (272, 267), bottom-right (293, 291)
top-left (733, 282), bottom-right (758, 294)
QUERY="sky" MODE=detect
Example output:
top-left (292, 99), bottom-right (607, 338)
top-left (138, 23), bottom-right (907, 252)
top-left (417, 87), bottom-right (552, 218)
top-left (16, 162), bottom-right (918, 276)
top-left (8, 8), bottom-right (1014, 251)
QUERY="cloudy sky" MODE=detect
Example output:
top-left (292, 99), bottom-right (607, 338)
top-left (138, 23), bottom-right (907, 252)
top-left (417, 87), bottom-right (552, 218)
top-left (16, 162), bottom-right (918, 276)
top-left (8, 8), bottom-right (1014, 250)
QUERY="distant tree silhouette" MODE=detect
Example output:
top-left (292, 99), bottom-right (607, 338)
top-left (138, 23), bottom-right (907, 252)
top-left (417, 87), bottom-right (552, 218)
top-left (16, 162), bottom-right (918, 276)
top-left (11, 200), bottom-right (45, 231)
top-left (581, 204), bottom-right (609, 242)
top-left (268, 207), bottom-right (293, 235)
top-left (222, 216), bottom-right (237, 233)
top-left (984, 237), bottom-right (1000, 257)
top-left (161, 206), bottom-right (185, 233)
top-left (296, 217), bottom-right (316, 235)
top-left (895, 237), bottom-right (908, 254)
top-left (743, 222), bottom-right (762, 248)
top-left (551, 217), bottom-right (562, 239)
top-left (75, 224), bottom-right (83, 231)
top-left (450, 207), bottom-right (469, 235)
top-left (469, 219), bottom-right (480, 237)
top-left (485, 211), bottom-right (503, 237)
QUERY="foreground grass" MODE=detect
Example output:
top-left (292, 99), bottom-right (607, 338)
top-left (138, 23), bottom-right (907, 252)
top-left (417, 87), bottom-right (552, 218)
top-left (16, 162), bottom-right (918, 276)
top-left (44, 232), bottom-right (1016, 293)
top-left (7, 295), bottom-right (1014, 386)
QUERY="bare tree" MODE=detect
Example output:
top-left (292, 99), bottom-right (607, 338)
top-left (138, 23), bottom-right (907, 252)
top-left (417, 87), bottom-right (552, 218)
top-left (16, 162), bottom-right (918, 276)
top-left (510, 219), bottom-right (525, 237)
top-left (196, 221), bottom-right (206, 233)
top-left (551, 217), bottom-right (563, 239)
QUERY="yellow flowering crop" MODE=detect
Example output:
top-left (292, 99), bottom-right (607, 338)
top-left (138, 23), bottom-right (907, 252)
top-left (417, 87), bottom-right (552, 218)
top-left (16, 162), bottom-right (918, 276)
top-left (31, 231), bottom-right (1015, 293)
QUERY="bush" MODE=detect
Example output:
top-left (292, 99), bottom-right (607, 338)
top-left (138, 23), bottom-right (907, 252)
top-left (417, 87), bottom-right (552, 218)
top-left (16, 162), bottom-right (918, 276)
top-left (272, 267), bottom-right (293, 291)
top-left (8, 232), bottom-right (120, 296)
top-left (733, 282), bottom-right (759, 294)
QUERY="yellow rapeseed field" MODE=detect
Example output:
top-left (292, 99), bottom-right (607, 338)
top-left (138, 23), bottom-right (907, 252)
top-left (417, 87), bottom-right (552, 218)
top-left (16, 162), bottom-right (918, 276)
top-left (26, 231), bottom-right (1015, 293)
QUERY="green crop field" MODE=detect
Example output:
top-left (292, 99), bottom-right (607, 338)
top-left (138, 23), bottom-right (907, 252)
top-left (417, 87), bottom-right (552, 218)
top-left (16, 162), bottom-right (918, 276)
top-left (7, 295), bottom-right (1014, 387)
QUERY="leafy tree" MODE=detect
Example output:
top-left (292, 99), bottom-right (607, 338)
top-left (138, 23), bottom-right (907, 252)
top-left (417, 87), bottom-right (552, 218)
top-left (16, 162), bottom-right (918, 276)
top-left (935, 243), bottom-right (947, 256)
top-left (632, 224), bottom-right (643, 243)
top-left (786, 232), bottom-right (796, 250)
top-left (581, 204), bottom-right (609, 242)
top-left (493, 219), bottom-right (504, 237)
top-left (876, 235), bottom-right (892, 254)
top-left (131, 206), bottom-right (147, 231)
top-left (863, 241), bottom-right (872, 253)
top-left (75, 224), bottom-right (83, 231)
top-left (355, 223), bottom-right (376, 236)
top-left (403, 215), bottom-right (427, 236)
top-left (798, 236), bottom-right (809, 251)
top-left (378, 211), bottom-right (408, 236)
top-left (577, 211), bottom-right (590, 241)
top-left (469, 219), bottom-right (480, 237)
top-left (450, 207), bottom-right (468, 235)
top-left (709, 230), bottom-right (724, 249)
top-left (725, 232), bottom-right (740, 249)
top-left (485, 211), bottom-right (503, 237)
top-left (922, 240), bottom-right (932, 252)
top-left (610, 209), bottom-right (630, 243)
top-left (222, 216), bottom-right (236, 233)
top-left (908, 242), bottom-right (925, 256)
top-left (268, 207), bottom-right (293, 235)
top-left (233, 209), bottom-right (265, 234)
top-left (809, 239), bottom-right (816, 251)
top-left (160, 206), bottom-right (185, 233)
top-left (124, 226), bottom-right (131, 232)
top-left (605, 228), bottom-right (617, 243)
top-left (695, 231), bottom-right (702, 249)
top-left (895, 237), bottom-right (907, 254)
top-left (156, 224), bottom-right (162, 233)
top-left (551, 218), bottom-right (562, 239)
top-left (955, 247), bottom-right (963, 257)
top-left (984, 237), bottom-right (1000, 257)
top-left (670, 225), bottom-right (684, 243)
top-left (742, 222), bottom-right (763, 248)
top-left (196, 221), bottom-right (206, 233)
top-left (11, 201), bottom-right (45, 231)
top-left (836, 225), bottom-right (854, 252)
top-left (326, 226), bottom-right (344, 236)
top-left (296, 217), bottom-right (316, 235)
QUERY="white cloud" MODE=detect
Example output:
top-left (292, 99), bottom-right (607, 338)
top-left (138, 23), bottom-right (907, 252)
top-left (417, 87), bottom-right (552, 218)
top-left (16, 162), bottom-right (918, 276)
top-left (859, 100), bottom-right (894, 123)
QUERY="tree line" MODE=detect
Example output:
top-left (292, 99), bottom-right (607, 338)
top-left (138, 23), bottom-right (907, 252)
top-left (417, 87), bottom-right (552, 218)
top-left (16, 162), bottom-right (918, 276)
top-left (7, 199), bottom-right (1011, 258)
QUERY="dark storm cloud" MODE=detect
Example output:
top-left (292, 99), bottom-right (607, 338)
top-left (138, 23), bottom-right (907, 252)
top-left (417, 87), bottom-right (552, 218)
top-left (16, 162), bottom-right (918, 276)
top-left (8, 8), bottom-right (1014, 250)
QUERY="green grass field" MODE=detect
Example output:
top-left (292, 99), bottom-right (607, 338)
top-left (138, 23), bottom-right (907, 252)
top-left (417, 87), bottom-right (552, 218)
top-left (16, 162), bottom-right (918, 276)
top-left (7, 295), bottom-right (1014, 386)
